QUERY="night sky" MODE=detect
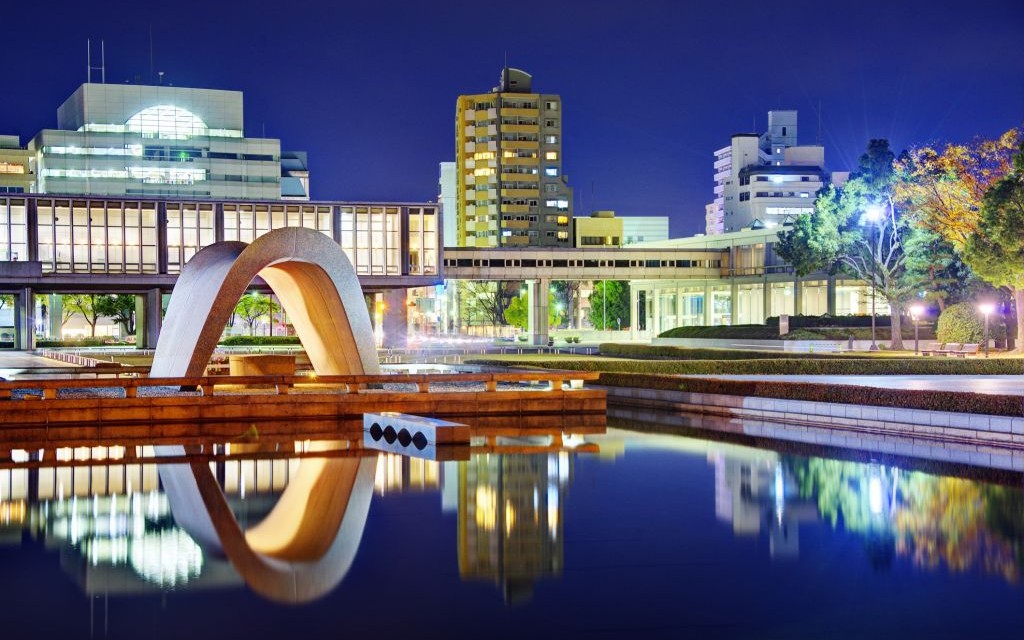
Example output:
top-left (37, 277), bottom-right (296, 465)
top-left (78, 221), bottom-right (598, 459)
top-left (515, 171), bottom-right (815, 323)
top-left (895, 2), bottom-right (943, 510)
top-left (2, 0), bottom-right (1022, 237)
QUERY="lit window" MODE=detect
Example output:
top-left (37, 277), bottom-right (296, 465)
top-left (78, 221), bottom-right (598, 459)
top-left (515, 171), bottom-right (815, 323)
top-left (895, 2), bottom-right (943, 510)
top-left (0, 162), bottom-right (25, 174)
top-left (473, 167), bottom-right (495, 177)
top-left (544, 135), bottom-right (558, 144)
top-left (556, 216), bottom-right (569, 225)
top-left (126, 105), bottom-right (209, 140)
top-left (545, 151), bottom-right (558, 160)
top-left (545, 167), bottom-right (559, 177)
top-left (473, 151), bottom-right (495, 161)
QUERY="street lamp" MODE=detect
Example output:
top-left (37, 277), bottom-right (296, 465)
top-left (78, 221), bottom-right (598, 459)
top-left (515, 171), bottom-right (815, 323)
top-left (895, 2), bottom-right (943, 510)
top-left (979, 302), bottom-right (996, 358)
top-left (909, 304), bottom-right (924, 356)
top-left (863, 204), bottom-right (885, 351)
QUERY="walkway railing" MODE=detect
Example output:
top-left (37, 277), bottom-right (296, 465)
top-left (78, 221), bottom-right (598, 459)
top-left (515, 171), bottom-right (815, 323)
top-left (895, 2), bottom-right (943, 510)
top-left (0, 371), bottom-right (601, 400)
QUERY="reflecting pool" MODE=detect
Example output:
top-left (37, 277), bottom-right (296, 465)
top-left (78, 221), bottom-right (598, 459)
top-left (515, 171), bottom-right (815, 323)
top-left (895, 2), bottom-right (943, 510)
top-left (1, 426), bottom-right (1023, 638)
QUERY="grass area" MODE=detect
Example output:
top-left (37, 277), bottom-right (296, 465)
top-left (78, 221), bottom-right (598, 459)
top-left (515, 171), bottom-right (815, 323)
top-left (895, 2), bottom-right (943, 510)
top-left (599, 343), bottom-right (1017, 360)
top-left (466, 355), bottom-right (1024, 375)
top-left (595, 372), bottom-right (1024, 417)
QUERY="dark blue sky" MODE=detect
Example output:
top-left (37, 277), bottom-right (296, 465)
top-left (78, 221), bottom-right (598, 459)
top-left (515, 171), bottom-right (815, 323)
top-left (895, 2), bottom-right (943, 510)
top-left (3, 0), bottom-right (1022, 236)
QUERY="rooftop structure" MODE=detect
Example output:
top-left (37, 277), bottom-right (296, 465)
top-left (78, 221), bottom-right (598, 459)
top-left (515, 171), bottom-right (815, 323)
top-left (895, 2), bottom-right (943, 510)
top-left (29, 83), bottom-right (309, 201)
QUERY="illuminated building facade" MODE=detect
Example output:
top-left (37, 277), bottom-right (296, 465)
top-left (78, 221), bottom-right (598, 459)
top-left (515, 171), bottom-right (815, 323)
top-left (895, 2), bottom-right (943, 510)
top-left (0, 135), bottom-right (34, 195)
top-left (30, 83), bottom-right (308, 201)
top-left (706, 110), bottom-right (826, 235)
top-left (456, 68), bottom-right (573, 248)
top-left (0, 194), bottom-right (439, 348)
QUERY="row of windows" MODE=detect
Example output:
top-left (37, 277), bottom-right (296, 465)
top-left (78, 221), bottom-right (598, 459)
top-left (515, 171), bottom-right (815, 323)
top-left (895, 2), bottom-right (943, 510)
top-left (445, 258), bottom-right (723, 269)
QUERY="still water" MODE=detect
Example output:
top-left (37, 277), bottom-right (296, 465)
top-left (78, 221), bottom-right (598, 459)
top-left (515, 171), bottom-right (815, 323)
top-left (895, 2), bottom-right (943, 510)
top-left (1, 427), bottom-right (1023, 639)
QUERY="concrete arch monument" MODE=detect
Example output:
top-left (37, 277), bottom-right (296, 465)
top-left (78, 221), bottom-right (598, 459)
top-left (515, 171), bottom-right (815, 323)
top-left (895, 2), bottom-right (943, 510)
top-left (151, 226), bottom-right (379, 378)
top-left (153, 227), bottom-right (381, 602)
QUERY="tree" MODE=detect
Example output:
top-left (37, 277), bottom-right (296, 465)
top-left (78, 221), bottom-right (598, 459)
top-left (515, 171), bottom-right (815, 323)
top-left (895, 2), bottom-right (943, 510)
top-left (459, 281), bottom-right (514, 328)
top-left (587, 281), bottom-right (630, 330)
top-left (895, 128), bottom-right (1021, 250)
top-left (552, 280), bottom-right (582, 330)
top-left (62, 294), bottom-right (102, 337)
top-left (233, 292), bottom-right (280, 336)
top-left (776, 140), bottom-right (926, 349)
top-left (0, 294), bottom-right (12, 312)
top-left (95, 295), bottom-right (137, 335)
top-left (962, 143), bottom-right (1024, 350)
top-left (503, 289), bottom-right (564, 331)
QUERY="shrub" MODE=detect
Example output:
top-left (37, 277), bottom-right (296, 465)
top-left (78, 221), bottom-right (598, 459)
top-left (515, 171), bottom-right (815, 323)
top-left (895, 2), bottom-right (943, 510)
top-left (36, 337), bottom-right (127, 347)
top-left (468, 355), bottom-right (1024, 376)
top-left (599, 343), bottom-right (844, 360)
top-left (936, 301), bottom-right (1006, 344)
top-left (594, 372), bottom-right (1024, 417)
top-left (219, 335), bottom-right (302, 346)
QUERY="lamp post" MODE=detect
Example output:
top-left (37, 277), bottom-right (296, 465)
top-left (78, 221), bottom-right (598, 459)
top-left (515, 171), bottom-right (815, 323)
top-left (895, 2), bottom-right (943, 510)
top-left (863, 205), bottom-right (884, 351)
top-left (979, 302), bottom-right (995, 358)
top-left (910, 304), bottom-right (924, 356)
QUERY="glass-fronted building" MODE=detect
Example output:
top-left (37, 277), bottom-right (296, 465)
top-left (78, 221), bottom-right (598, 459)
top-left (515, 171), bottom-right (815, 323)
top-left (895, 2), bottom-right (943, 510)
top-left (29, 83), bottom-right (308, 201)
top-left (629, 226), bottom-right (883, 339)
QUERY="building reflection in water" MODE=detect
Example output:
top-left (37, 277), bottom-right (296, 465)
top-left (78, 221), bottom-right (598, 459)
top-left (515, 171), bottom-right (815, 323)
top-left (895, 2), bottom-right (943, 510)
top-left (0, 438), bottom-right (576, 606)
top-left (458, 451), bottom-right (570, 604)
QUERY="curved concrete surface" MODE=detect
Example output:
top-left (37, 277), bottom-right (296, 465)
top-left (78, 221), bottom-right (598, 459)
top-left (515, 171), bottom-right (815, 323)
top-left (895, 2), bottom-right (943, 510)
top-left (154, 228), bottom-right (382, 602)
top-left (151, 226), bottom-right (379, 378)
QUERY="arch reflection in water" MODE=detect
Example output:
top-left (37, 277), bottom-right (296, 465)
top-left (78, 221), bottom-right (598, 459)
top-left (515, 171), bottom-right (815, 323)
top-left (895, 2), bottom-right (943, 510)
top-left (158, 447), bottom-right (378, 604)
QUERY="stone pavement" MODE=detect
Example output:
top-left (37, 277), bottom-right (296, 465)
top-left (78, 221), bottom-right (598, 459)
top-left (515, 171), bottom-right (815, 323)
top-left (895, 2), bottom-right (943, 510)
top-left (686, 374), bottom-right (1024, 396)
top-left (0, 351), bottom-right (70, 379)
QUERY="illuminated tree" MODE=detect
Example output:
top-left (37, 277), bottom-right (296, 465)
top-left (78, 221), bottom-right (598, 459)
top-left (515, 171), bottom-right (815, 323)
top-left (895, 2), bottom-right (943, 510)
top-left (95, 294), bottom-right (137, 335)
top-left (776, 140), bottom-right (926, 349)
top-left (62, 294), bottom-right (102, 337)
top-left (962, 143), bottom-right (1024, 349)
top-left (503, 290), bottom-right (564, 331)
top-left (587, 281), bottom-right (630, 330)
top-left (233, 292), bottom-right (280, 336)
top-left (895, 128), bottom-right (1021, 250)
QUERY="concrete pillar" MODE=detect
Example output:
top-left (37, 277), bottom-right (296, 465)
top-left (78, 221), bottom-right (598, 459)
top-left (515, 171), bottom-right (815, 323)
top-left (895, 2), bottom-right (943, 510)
top-left (703, 282), bottom-right (713, 325)
top-left (794, 279), bottom-right (803, 316)
top-left (676, 287), bottom-right (684, 328)
top-left (763, 280), bottom-right (771, 321)
top-left (14, 287), bottom-right (34, 351)
top-left (139, 288), bottom-right (162, 349)
top-left (527, 278), bottom-right (550, 346)
top-left (629, 286), bottom-right (639, 341)
top-left (826, 276), bottom-right (837, 316)
top-left (47, 293), bottom-right (62, 340)
top-left (652, 289), bottom-right (661, 336)
top-left (730, 280), bottom-right (739, 326)
top-left (383, 289), bottom-right (408, 349)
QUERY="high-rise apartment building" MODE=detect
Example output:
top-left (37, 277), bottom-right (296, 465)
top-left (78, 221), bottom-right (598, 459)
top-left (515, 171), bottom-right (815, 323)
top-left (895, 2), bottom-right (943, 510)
top-left (705, 110), bottom-right (825, 234)
top-left (29, 83), bottom-right (309, 201)
top-left (455, 68), bottom-right (573, 247)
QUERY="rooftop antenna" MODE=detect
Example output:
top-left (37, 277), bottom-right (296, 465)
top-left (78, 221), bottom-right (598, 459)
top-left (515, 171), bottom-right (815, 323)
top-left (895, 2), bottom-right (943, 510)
top-left (86, 39), bottom-right (106, 84)
top-left (816, 100), bottom-right (822, 145)
top-left (149, 24), bottom-right (154, 84)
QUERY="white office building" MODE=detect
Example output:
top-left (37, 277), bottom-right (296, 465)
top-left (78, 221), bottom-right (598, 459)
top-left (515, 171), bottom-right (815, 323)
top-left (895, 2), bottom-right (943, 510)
top-left (439, 161), bottom-right (458, 247)
top-left (30, 83), bottom-right (309, 200)
top-left (706, 110), bottom-right (824, 234)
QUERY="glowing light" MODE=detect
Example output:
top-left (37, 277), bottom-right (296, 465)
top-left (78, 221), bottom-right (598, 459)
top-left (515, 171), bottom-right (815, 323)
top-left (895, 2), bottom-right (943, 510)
top-left (869, 476), bottom-right (883, 515)
top-left (864, 204), bottom-right (885, 222)
top-left (910, 304), bottom-right (925, 318)
top-left (126, 105), bottom-right (208, 140)
top-left (979, 302), bottom-right (996, 316)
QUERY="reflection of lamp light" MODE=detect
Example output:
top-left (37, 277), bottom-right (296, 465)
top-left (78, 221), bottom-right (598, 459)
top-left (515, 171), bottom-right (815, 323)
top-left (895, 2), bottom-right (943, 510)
top-left (869, 475), bottom-right (883, 516)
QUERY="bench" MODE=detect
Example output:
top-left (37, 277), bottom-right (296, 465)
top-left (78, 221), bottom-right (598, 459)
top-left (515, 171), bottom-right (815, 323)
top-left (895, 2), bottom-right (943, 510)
top-left (921, 342), bottom-right (944, 356)
top-left (937, 342), bottom-right (962, 356)
top-left (953, 343), bottom-right (980, 358)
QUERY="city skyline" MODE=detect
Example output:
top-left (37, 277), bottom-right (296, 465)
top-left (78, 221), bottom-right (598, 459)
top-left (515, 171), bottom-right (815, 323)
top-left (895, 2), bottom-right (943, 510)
top-left (1, 0), bottom-right (1022, 237)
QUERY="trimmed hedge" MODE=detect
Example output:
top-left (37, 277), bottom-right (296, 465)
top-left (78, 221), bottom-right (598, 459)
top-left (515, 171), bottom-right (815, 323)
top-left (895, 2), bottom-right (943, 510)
top-left (219, 335), bottom-right (302, 346)
top-left (658, 324), bottom-right (931, 341)
top-left (36, 338), bottom-right (130, 347)
top-left (765, 314), bottom-right (878, 328)
top-left (596, 372), bottom-right (1024, 417)
top-left (468, 356), bottom-right (1024, 376)
top-left (599, 343), bottom-right (845, 360)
